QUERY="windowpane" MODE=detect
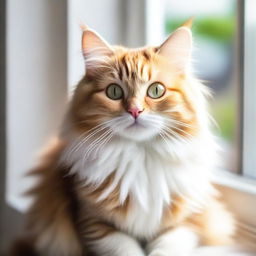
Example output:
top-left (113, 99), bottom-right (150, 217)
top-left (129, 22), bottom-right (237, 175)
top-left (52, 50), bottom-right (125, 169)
top-left (163, 0), bottom-right (239, 172)
top-left (243, 0), bottom-right (256, 178)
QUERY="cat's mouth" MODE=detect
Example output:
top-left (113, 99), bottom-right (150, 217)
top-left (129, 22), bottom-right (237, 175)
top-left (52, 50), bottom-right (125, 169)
top-left (113, 114), bottom-right (162, 141)
top-left (126, 120), bottom-right (146, 129)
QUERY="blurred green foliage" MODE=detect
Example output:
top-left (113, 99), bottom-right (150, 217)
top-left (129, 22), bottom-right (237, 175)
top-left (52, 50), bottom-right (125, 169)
top-left (166, 16), bottom-right (235, 43)
top-left (165, 15), bottom-right (237, 142)
top-left (211, 97), bottom-right (236, 141)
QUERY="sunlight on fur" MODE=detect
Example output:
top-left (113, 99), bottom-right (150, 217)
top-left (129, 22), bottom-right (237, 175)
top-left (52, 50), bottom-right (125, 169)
top-left (10, 19), bottom-right (253, 256)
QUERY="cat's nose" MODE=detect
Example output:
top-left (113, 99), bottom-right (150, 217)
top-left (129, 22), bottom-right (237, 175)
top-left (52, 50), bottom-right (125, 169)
top-left (128, 107), bottom-right (144, 119)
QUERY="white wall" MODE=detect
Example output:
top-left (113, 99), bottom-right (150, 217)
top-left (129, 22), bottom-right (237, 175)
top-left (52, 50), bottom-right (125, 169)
top-left (67, 0), bottom-right (124, 90)
top-left (6, 0), bottom-right (67, 211)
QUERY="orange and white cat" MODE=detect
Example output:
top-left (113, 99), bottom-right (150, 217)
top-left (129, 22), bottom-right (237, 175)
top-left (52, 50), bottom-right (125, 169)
top-left (11, 20), bottom-right (236, 256)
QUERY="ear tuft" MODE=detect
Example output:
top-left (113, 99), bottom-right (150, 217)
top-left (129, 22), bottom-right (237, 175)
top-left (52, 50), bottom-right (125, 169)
top-left (157, 21), bottom-right (193, 72)
top-left (82, 29), bottom-right (113, 58)
top-left (79, 23), bottom-right (89, 31)
top-left (82, 29), bottom-right (113, 72)
top-left (181, 17), bottom-right (194, 29)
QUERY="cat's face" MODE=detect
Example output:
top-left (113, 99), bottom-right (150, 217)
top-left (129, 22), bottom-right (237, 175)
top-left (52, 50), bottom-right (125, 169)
top-left (69, 24), bottom-right (202, 143)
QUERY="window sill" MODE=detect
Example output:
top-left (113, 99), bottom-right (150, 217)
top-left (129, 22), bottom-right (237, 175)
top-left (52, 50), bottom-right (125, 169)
top-left (6, 170), bottom-right (256, 251)
top-left (212, 169), bottom-right (256, 196)
top-left (213, 169), bottom-right (256, 250)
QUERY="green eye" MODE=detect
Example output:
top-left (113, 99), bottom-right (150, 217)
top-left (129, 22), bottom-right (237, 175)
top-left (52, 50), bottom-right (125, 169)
top-left (106, 84), bottom-right (123, 100)
top-left (147, 82), bottom-right (166, 99)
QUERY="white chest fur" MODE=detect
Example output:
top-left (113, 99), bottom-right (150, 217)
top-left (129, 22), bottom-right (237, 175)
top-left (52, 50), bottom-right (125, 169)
top-left (62, 135), bottom-right (216, 238)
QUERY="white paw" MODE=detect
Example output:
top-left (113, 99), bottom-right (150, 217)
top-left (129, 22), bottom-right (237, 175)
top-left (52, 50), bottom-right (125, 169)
top-left (148, 249), bottom-right (190, 256)
top-left (148, 249), bottom-right (168, 256)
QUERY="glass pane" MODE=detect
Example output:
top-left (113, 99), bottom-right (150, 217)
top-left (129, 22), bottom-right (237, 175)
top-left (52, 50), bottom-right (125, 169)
top-left (164, 0), bottom-right (239, 172)
top-left (243, 0), bottom-right (256, 178)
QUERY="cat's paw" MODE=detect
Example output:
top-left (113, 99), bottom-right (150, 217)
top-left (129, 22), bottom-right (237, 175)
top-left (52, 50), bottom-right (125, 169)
top-left (148, 249), bottom-right (190, 256)
top-left (148, 249), bottom-right (168, 256)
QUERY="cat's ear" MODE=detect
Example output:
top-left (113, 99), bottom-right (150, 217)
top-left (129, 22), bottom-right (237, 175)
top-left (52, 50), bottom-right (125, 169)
top-left (82, 28), bottom-right (113, 71)
top-left (157, 18), bottom-right (193, 71)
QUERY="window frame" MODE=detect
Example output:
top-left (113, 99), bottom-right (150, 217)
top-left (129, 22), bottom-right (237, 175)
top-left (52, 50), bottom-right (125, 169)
top-left (242, 0), bottom-right (256, 179)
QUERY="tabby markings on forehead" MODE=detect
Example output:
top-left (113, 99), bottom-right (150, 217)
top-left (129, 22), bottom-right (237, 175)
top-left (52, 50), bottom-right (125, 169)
top-left (116, 55), bottom-right (153, 84)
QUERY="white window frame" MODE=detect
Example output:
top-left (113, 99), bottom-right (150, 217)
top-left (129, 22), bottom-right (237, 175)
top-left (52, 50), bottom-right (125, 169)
top-left (243, 0), bottom-right (256, 179)
top-left (6, 0), bottom-right (68, 212)
top-left (145, 0), bottom-right (166, 46)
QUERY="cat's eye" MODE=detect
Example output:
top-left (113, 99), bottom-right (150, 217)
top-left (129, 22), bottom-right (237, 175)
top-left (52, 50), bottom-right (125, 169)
top-left (147, 82), bottom-right (166, 99)
top-left (106, 84), bottom-right (123, 100)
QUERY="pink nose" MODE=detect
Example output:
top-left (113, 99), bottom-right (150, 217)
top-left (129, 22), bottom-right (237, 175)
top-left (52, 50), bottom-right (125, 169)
top-left (128, 107), bottom-right (144, 119)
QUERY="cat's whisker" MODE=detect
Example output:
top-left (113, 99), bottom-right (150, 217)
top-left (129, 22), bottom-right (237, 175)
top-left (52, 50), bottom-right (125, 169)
top-left (73, 117), bottom-right (120, 141)
top-left (165, 125), bottom-right (193, 138)
top-left (86, 132), bottom-right (114, 164)
top-left (80, 116), bottom-right (132, 161)
top-left (140, 116), bottom-right (193, 141)
top-left (82, 129), bottom-right (113, 163)
top-left (161, 129), bottom-right (181, 143)
top-left (160, 125), bottom-right (192, 146)
top-left (162, 123), bottom-right (194, 139)
top-left (80, 118), bottom-right (122, 159)
top-left (67, 125), bottom-right (108, 160)
top-left (159, 132), bottom-right (180, 160)
top-left (66, 118), bottom-right (120, 160)
top-left (167, 119), bottom-right (195, 129)
top-left (146, 114), bottom-right (195, 127)
top-left (93, 132), bottom-right (114, 158)
top-left (163, 126), bottom-right (191, 141)
top-left (162, 118), bottom-right (195, 129)
top-left (141, 115), bottom-right (195, 130)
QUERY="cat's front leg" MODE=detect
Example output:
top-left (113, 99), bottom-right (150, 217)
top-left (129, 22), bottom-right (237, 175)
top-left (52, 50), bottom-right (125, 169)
top-left (85, 231), bottom-right (145, 256)
top-left (146, 226), bottom-right (199, 256)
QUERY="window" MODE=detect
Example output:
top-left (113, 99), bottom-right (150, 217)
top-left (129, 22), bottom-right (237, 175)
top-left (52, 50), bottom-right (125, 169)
top-left (6, 0), bottom-right (67, 212)
top-left (243, 0), bottom-right (256, 179)
top-left (147, 0), bottom-right (240, 173)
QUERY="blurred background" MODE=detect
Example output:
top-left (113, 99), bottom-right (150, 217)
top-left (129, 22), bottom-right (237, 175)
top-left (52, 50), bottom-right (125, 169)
top-left (165, 0), bottom-right (239, 172)
top-left (1, 0), bottom-right (256, 253)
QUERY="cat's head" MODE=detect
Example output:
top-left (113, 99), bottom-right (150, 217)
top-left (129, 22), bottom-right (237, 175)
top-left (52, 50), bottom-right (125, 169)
top-left (67, 20), bottom-right (209, 144)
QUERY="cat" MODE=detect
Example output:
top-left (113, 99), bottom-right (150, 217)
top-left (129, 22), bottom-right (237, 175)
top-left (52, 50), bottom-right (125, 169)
top-left (10, 20), bottom-right (236, 256)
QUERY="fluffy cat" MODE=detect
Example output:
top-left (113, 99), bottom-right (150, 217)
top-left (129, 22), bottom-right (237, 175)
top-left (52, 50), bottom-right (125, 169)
top-left (11, 20), bottom-right (236, 256)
